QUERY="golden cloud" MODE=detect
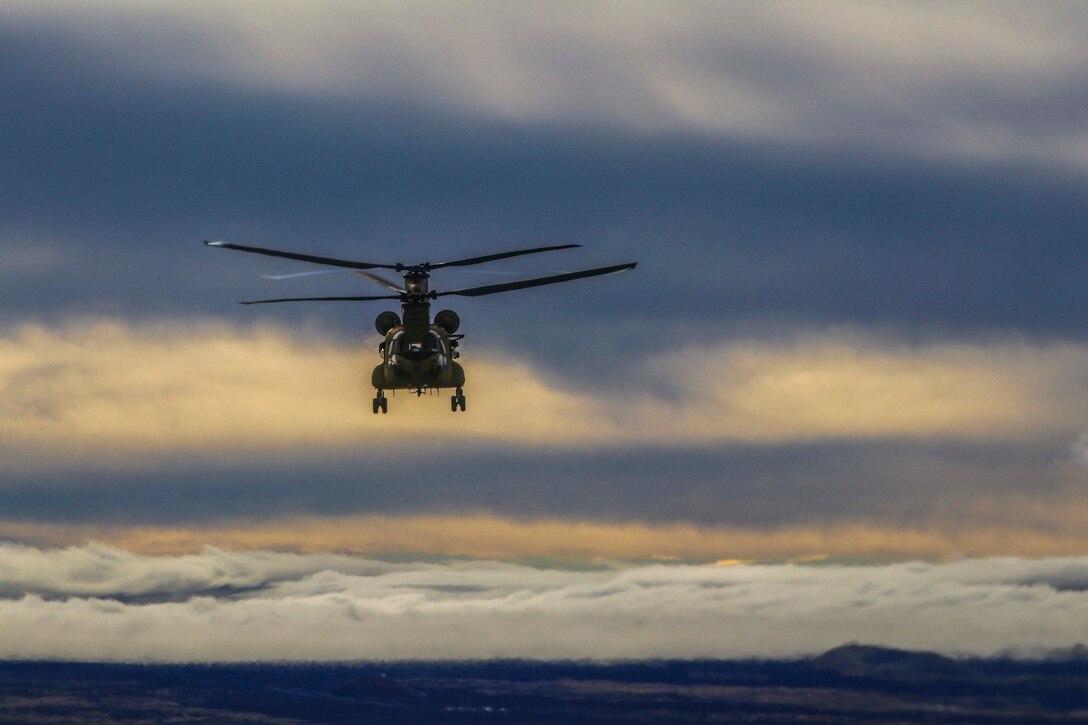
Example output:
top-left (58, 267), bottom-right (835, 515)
top-left (3, 509), bottom-right (1088, 561)
top-left (1, 319), bottom-right (1086, 470)
top-left (644, 335), bottom-right (1087, 441)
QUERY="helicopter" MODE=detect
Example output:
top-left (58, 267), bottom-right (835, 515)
top-left (205, 240), bottom-right (636, 413)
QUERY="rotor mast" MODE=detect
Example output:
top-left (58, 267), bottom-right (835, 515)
top-left (400, 268), bottom-right (433, 340)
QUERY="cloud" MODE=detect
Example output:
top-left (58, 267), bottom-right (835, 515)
top-left (1, 543), bottom-right (1087, 661)
top-left (2, 320), bottom-right (1086, 471)
top-left (0, 541), bottom-right (397, 600)
top-left (3, 0), bottom-right (1086, 165)
top-left (4, 37), bottom-right (1086, 340)
top-left (1072, 432), bottom-right (1088, 465)
top-left (5, 504), bottom-right (1088, 561)
top-left (639, 336), bottom-right (1087, 443)
top-left (0, 319), bottom-right (601, 469)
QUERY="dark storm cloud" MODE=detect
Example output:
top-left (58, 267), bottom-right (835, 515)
top-left (0, 440), bottom-right (1078, 528)
top-left (2, 22), bottom-right (1087, 358)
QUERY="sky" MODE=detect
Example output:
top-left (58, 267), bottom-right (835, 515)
top-left (2, 0), bottom-right (1088, 660)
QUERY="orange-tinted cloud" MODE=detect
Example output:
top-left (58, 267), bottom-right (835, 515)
top-left (3, 320), bottom-right (1087, 471)
top-left (4, 506), bottom-right (1088, 561)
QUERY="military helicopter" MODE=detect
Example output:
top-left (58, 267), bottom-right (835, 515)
top-left (205, 240), bottom-right (636, 413)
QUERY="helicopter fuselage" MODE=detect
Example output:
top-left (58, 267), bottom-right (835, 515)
top-left (370, 285), bottom-right (466, 412)
top-left (371, 322), bottom-right (465, 394)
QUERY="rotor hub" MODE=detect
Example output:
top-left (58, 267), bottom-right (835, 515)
top-left (402, 271), bottom-right (430, 295)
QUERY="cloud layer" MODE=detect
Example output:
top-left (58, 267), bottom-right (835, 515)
top-left (4, 15), bottom-right (1086, 341)
top-left (3, 320), bottom-right (1087, 471)
top-left (6, 510), bottom-right (1088, 561)
top-left (5, 0), bottom-right (1087, 164)
top-left (1, 544), bottom-right (1087, 661)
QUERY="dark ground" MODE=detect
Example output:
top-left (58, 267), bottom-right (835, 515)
top-left (1, 645), bottom-right (1087, 723)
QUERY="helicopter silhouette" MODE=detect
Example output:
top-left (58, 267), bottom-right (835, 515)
top-left (205, 240), bottom-right (636, 413)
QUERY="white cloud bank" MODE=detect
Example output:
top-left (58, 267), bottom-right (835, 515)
top-left (3, 0), bottom-right (1087, 164)
top-left (0, 543), bottom-right (1086, 661)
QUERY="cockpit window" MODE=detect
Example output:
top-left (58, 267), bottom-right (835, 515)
top-left (389, 331), bottom-right (446, 360)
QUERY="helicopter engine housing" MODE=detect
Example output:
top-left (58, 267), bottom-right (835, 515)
top-left (434, 309), bottom-right (460, 334)
top-left (375, 310), bottom-right (401, 335)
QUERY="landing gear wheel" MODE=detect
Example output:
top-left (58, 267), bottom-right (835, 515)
top-left (451, 395), bottom-right (458, 412)
top-left (453, 387), bottom-right (466, 412)
top-left (373, 391), bottom-right (387, 414)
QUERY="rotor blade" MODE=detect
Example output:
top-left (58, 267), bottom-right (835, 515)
top-left (261, 269), bottom-right (354, 280)
top-left (436, 262), bottom-right (636, 298)
top-left (457, 269), bottom-right (524, 276)
top-left (239, 294), bottom-right (401, 305)
top-left (205, 240), bottom-right (399, 270)
top-left (428, 244), bottom-right (582, 269)
top-left (354, 271), bottom-right (406, 293)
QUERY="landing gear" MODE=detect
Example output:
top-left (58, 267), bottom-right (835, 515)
top-left (372, 390), bottom-right (388, 414)
top-left (451, 387), bottom-right (466, 412)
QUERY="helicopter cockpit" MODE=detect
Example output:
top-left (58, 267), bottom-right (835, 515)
top-left (388, 330), bottom-right (449, 369)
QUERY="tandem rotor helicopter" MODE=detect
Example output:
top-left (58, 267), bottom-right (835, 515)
top-left (205, 240), bottom-right (636, 413)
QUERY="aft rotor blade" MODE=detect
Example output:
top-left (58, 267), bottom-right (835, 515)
top-left (428, 244), bottom-right (582, 269)
top-left (205, 240), bottom-right (399, 270)
top-left (261, 269), bottom-right (354, 280)
top-left (354, 271), bottom-right (406, 293)
top-left (239, 294), bottom-right (401, 305)
top-left (437, 262), bottom-right (636, 298)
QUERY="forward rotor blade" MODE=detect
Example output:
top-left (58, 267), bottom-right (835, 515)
top-left (437, 262), bottom-right (636, 298)
top-left (354, 271), bottom-right (406, 293)
top-left (239, 294), bottom-right (401, 305)
top-left (205, 240), bottom-right (399, 270)
top-left (428, 244), bottom-right (581, 269)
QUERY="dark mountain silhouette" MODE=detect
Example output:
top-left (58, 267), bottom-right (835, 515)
top-left (812, 643), bottom-right (967, 681)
